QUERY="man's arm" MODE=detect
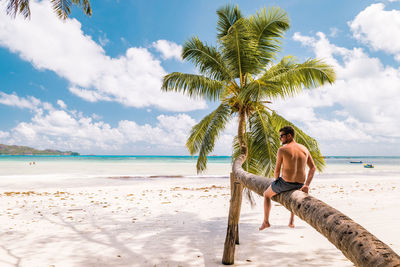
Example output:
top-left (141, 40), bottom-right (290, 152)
top-left (301, 153), bottom-right (316, 193)
top-left (274, 148), bottom-right (283, 179)
top-left (305, 153), bottom-right (316, 186)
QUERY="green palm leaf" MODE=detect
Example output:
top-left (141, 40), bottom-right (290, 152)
top-left (73, 0), bottom-right (91, 16)
top-left (6, 0), bottom-right (30, 18)
top-left (182, 37), bottom-right (232, 81)
top-left (237, 78), bottom-right (282, 104)
top-left (162, 72), bottom-right (224, 101)
top-left (248, 109), bottom-right (281, 176)
top-left (232, 109), bottom-right (280, 177)
top-left (51, 0), bottom-right (92, 20)
top-left (232, 133), bottom-right (267, 175)
top-left (250, 7), bottom-right (290, 65)
top-left (186, 104), bottom-right (232, 173)
top-left (51, 0), bottom-right (72, 19)
top-left (219, 17), bottom-right (261, 79)
top-left (238, 56), bottom-right (336, 103)
top-left (262, 56), bottom-right (336, 98)
top-left (233, 109), bottom-right (324, 176)
top-left (5, 0), bottom-right (91, 19)
top-left (216, 4), bottom-right (243, 39)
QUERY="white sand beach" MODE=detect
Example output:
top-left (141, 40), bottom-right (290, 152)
top-left (0, 173), bottom-right (399, 267)
top-left (3, 0), bottom-right (400, 266)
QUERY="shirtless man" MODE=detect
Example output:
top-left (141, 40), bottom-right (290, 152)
top-left (259, 126), bottom-right (316, 230)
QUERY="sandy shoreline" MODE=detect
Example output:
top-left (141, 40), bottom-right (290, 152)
top-left (0, 176), bottom-right (399, 266)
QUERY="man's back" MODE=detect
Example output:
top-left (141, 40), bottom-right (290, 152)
top-left (259, 126), bottom-right (317, 231)
top-left (280, 142), bottom-right (309, 183)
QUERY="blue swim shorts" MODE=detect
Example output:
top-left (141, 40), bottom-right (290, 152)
top-left (271, 177), bottom-right (303, 194)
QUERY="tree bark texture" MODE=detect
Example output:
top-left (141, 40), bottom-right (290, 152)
top-left (222, 174), bottom-right (243, 265)
top-left (231, 157), bottom-right (400, 267)
top-left (229, 173), bottom-right (243, 245)
top-left (237, 108), bottom-right (248, 158)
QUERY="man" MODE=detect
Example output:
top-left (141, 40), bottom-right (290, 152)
top-left (259, 126), bottom-right (316, 230)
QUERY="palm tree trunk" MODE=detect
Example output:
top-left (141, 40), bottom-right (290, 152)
top-left (222, 108), bottom-right (247, 265)
top-left (237, 107), bottom-right (248, 158)
top-left (228, 155), bottom-right (400, 266)
top-left (222, 173), bottom-right (243, 264)
top-left (229, 173), bottom-right (243, 245)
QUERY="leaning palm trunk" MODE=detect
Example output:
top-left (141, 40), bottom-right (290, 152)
top-left (224, 154), bottom-right (400, 266)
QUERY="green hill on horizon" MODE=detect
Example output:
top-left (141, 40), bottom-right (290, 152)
top-left (0, 144), bottom-right (79, 156)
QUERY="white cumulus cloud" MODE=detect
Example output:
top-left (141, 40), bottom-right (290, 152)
top-left (152, 40), bottom-right (183, 61)
top-left (0, 92), bottom-right (237, 154)
top-left (69, 86), bottom-right (111, 102)
top-left (0, 130), bottom-right (10, 139)
top-left (349, 3), bottom-right (400, 61)
top-left (282, 31), bottom-right (400, 155)
top-left (57, 100), bottom-right (67, 109)
top-left (0, 0), bottom-right (205, 112)
top-left (0, 92), bottom-right (41, 110)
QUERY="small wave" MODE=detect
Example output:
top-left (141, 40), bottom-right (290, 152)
top-left (108, 175), bottom-right (147, 179)
top-left (107, 174), bottom-right (229, 179)
top-left (184, 175), bottom-right (230, 178)
top-left (148, 175), bottom-right (184, 178)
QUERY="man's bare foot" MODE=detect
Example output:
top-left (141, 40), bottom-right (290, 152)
top-left (259, 221), bottom-right (271, 231)
top-left (288, 223), bottom-right (295, 228)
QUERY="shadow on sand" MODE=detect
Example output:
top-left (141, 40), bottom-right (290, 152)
top-left (0, 208), bottom-right (350, 266)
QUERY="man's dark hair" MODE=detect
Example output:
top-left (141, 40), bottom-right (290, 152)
top-left (279, 126), bottom-right (295, 137)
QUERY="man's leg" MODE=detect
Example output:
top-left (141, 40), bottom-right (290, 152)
top-left (288, 212), bottom-right (295, 228)
top-left (259, 185), bottom-right (276, 231)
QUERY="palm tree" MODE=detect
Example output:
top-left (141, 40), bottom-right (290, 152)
top-left (162, 5), bottom-right (400, 266)
top-left (3, 0), bottom-right (91, 20)
top-left (163, 5), bottom-right (330, 174)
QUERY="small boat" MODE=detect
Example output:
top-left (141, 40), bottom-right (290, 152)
top-left (350, 161), bottom-right (362, 164)
top-left (364, 164), bottom-right (374, 168)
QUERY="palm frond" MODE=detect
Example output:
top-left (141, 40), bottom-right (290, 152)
top-left (52, 0), bottom-right (92, 19)
top-left (216, 4), bottom-right (243, 39)
top-left (248, 109), bottom-right (281, 177)
top-left (250, 7), bottom-right (290, 65)
top-left (237, 78), bottom-right (282, 104)
top-left (232, 132), bottom-right (266, 175)
top-left (219, 17), bottom-right (261, 79)
top-left (6, 0), bottom-right (30, 18)
top-left (233, 109), bottom-right (324, 175)
top-left (232, 109), bottom-right (279, 177)
top-left (162, 72), bottom-right (224, 101)
top-left (182, 37), bottom-right (232, 81)
top-left (260, 56), bottom-right (336, 99)
top-left (5, 0), bottom-right (91, 19)
top-left (270, 112), bottom-right (325, 171)
top-left (232, 132), bottom-right (264, 207)
top-left (51, 0), bottom-right (71, 20)
top-left (186, 104), bottom-right (232, 173)
top-left (72, 0), bottom-right (91, 16)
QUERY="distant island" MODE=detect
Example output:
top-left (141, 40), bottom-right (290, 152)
top-left (0, 144), bottom-right (79, 155)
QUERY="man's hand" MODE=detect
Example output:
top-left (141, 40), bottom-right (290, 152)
top-left (300, 185), bottom-right (309, 194)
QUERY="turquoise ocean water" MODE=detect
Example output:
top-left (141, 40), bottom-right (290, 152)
top-left (0, 155), bottom-right (231, 163)
top-left (0, 155), bottom-right (400, 179)
top-left (1, 155), bottom-right (399, 163)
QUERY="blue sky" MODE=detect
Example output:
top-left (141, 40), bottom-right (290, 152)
top-left (1, 0), bottom-right (400, 155)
